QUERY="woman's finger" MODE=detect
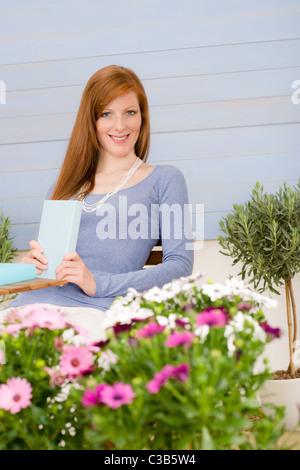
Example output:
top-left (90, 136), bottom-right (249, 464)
top-left (26, 248), bottom-right (48, 263)
top-left (22, 256), bottom-right (48, 272)
top-left (29, 240), bottom-right (44, 253)
top-left (63, 252), bottom-right (80, 262)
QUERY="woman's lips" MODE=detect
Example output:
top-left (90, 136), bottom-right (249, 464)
top-left (109, 134), bottom-right (130, 143)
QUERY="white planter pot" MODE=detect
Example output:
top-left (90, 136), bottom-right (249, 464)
top-left (259, 377), bottom-right (300, 431)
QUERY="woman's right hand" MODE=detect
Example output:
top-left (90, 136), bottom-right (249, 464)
top-left (21, 240), bottom-right (48, 275)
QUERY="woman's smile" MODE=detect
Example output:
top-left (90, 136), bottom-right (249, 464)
top-left (109, 134), bottom-right (130, 143)
top-left (96, 91), bottom-right (142, 159)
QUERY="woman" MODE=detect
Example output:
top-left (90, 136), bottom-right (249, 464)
top-left (6, 65), bottom-right (194, 340)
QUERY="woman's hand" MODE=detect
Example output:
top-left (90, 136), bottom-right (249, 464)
top-left (55, 252), bottom-right (96, 297)
top-left (22, 240), bottom-right (48, 275)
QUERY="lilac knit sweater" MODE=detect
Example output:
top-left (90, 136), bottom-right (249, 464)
top-left (10, 165), bottom-right (194, 311)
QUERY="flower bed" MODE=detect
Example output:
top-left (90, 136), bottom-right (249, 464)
top-left (0, 273), bottom-right (285, 450)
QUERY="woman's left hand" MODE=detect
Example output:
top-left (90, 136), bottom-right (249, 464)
top-left (56, 252), bottom-right (96, 297)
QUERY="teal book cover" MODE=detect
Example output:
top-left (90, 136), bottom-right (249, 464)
top-left (0, 263), bottom-right (36, 286)
top-left (37, 200), bottom-right (82, 280)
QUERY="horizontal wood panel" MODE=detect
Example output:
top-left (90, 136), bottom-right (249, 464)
top-left (0, 168), bottom-right (58, 199)
top-left (1, 0), bottom-right (299, 16)
top-left (2, 153), bottom-right (298, 224)
top-left (1, 123), bottom-right (299, 173)
top-left (1, 0), bottom-right (300, 38)
top-left (2, 39), bottom-right (300, 92)
top-left (1, 67), bottom-right (299, 119)
top-left (0, 141), bottom-right (68, 172)
top-left (1, 11), bottom-right (300, 65)
top-left (1, 96), bottom-right (299, 145)
top-left (150, 123), bottom-right (300, 162)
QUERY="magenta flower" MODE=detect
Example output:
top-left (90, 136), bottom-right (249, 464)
top-left (146, 363), bottom-right (190, 394)
top-left (59, 346), bottom-right (94, 378)
top-left (81, 389), bottom-right (99, 407)
top-left (196, 308), bottom-right (227, 328)
top-left (171, 363), bottom-right (189, 383)
top-left (260, 321), bottom-right (281, 339)
top-left (146, 365), bottom-right (175, 394)
top-left (98, 382), bottom-right (136, 409)
top-left (136, 322), bottom-right (165, 339)
top-left (175, 318), bottom-right (190, 328)
top-left (113, 323), bottom-right (132, 336)
top-left (81, 384), bottom-right (111, 408)
top-left (165, 331), bottom-right (195, 348)
top-left (0, 377), bottom-right (32, 414)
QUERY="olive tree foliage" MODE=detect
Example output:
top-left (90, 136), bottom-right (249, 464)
top-left (218, 180), bottom-right (300, 295)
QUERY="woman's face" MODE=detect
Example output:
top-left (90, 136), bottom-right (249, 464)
top-left (95, 90), bottom-right (142, 160)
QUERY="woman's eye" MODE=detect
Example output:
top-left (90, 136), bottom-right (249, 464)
top-left (126, 110), bottom-right (136, 116)
top-left (101, 112), bottom-right (111, 118)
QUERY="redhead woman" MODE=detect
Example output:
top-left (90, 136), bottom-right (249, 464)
top-left (5, 66), bottom-right (194, 340)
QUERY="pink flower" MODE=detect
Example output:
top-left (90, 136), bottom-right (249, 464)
top-left (146, 363), bottom-right (190, 394)
top-left (196, 308), bottom-right (227, 328)
top-left (237, 302), bottom-right (252, 311)
top-left (59, 346), bottom-right (94, 378)
top-left (53, 336), bottom-right (64, 352)
top-left (165, 331), bottom-right (195, 348)
top-left (24, 308), bottom-right (67, 330)
top-left (0, 377), bottom-right (32, 414)
top-left (136, 322), bottom-right (165, 339)
top-left (98, 382), bottom-right (136, 409)
top-left (146, 365), bottom-right (174, 394)
top-left (43, 367), bottom-right (66, 388)
top-left (5, 323), bottom-right (24, 336)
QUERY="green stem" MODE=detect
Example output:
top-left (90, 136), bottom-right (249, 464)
top-left (18, 422), bottom-right (35, 450)
top-left (165, 382), bottom-right (190, 406)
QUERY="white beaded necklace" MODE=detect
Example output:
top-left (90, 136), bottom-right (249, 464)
top-left (80, 157), bottom-right (143, 213)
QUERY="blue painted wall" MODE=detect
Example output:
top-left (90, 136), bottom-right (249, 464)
top-left (0, 0), bottom-right (299, 248)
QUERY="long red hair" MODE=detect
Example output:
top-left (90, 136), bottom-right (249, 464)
top-left (51, 65), bottom-right (150, 200)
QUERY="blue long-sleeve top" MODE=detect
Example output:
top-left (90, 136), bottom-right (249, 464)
top-left (10, 165), bottom-right (194, 311)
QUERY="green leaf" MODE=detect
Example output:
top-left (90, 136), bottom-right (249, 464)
top-left (201, 426), bottom-right (216, 450)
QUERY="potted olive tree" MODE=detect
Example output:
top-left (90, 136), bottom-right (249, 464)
top-left (218, 180), bottom-right (300, 429)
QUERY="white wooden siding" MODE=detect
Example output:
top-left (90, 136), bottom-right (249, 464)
top-left (0, 0), bottom-right (299, 248)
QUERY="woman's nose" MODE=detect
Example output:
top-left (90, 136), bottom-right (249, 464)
top-left (114, 115), bottom-right (126, 131)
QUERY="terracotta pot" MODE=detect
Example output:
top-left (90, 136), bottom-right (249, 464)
top-left (259, 377), bottom-right (300, 431)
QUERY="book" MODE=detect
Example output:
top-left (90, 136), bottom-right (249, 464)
top-left (37, 200), bottom-right (82, 279)
top-left (0, 263), bottom-right (36, 286)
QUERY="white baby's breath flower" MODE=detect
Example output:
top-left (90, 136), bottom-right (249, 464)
top-left (224, 278), bottom-right (247, 296)
top-left (156, 314), bottom-right (177, 329)
top-left (194, 324), bottom-right (210, 343)
top-left (245, 291), bottom-right (278, 309)
top-left (224, 311), bottom-right (267, 356)
top-left (143, 286), bottom-right (174, 303)
top-left (97, 349), bottom-right (118, 372)
top-left (201, 283), bottom-right (230, 301)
